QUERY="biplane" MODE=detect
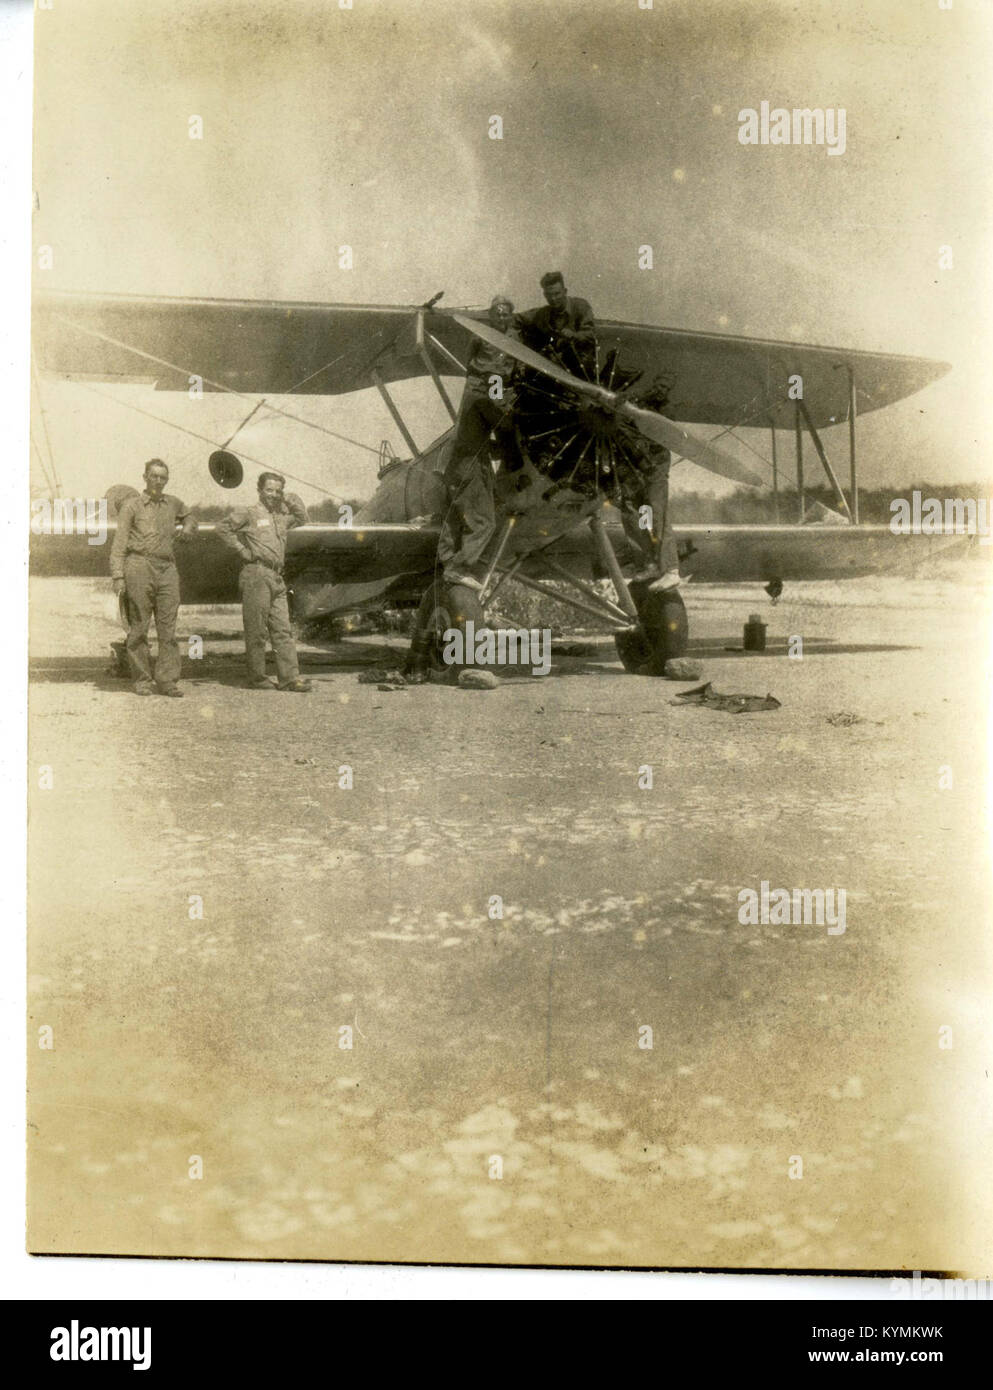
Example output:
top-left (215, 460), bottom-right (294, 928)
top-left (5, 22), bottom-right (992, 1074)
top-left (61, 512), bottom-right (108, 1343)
top-left (31, 289), bottom-right (953, 675)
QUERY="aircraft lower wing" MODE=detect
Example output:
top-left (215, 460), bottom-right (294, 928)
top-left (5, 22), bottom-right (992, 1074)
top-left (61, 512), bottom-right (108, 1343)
top-left (28, 522), bottom-right (441, 601)
top-left (29, 520), bottom-right (975, 618)
top-left (664, 523), bottom-right (975, 582)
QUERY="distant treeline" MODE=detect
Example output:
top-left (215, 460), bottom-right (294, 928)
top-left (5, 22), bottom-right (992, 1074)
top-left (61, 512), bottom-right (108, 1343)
top-left (669, 482), bottom-right (993, 525)
top-left (191, 484), bottom-right (992, 525)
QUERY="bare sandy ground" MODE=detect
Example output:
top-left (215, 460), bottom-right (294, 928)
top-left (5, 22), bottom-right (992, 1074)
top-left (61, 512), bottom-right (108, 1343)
top-left (26, 569), bottom-right (993, 1271)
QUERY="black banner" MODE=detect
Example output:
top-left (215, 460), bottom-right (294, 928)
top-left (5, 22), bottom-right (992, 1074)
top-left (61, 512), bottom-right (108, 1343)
top-left (14, 1292), bottom-right (988, 1375)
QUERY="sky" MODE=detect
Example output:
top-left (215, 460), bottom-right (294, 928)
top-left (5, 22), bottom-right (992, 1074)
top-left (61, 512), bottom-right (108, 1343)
top-left (29, 0), bottom-right (993, 507)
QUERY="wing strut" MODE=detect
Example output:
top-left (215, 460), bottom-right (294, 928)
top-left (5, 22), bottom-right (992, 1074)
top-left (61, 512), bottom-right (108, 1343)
top-left (768, 418), bottom-right (780, 522)
top-left (427, 334), bottom-right (466, 377)
top-left (797, 399), bottom-right (853, 521)
top-left (368, 302), bottom-right (465, 450)
top-left (847, 367), bottom-right (860, 524)
top-left (794, 402), bottom-right (806, 521)
top-left (414, 312), bottom-right (458, 423)
top-left (370, 369), bottom-right (419, 455)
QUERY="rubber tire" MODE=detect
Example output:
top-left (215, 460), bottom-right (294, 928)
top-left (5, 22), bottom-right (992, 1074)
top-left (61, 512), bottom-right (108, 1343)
top-left (614, 585), bottom-right (689, 675)
top-left (406, 578), bottom-right (485, 679)
top-left (614, 625), bottom-right (654, 673)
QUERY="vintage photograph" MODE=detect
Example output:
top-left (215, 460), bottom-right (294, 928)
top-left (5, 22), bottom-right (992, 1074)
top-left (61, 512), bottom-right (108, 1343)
top-left (26, 0), bottom-right (991, 1276)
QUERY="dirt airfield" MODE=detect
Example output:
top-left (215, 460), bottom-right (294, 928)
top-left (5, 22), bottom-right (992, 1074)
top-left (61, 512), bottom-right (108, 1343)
top-left (26, 569), bottom-right (992, 1272)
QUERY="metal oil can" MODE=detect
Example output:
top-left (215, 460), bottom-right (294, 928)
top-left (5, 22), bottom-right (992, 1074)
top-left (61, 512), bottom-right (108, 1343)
top-left (743, 613), bottom-right (767, 651)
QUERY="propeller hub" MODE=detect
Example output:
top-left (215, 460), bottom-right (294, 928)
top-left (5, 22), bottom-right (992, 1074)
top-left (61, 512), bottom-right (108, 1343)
top-left (575, 391), bottom-right (619, 427)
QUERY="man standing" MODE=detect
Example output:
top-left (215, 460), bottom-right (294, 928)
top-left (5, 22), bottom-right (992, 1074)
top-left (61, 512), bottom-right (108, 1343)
top-left (216, 471), bottom-right (311, 691)
top-left (436, 294), bottom-right (520, 590)
top-left (620, 437), bottom-right (682, 591)
top-left (110, 458), bottom-right (196, 697)
top-left (515, 271), bottom-right (596, 372)
top-left (619, 380), bottom-right (682, 590)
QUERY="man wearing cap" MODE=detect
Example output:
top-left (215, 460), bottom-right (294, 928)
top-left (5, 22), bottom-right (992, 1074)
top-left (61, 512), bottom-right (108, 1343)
top-left (437, 294), bottom-right (520, 590)
top-left (515, 271), bottom-right (596, 371)
top-left (216, 472), bottom-right (312, 691)
top-left (110, 458), bottom-right (196, 697)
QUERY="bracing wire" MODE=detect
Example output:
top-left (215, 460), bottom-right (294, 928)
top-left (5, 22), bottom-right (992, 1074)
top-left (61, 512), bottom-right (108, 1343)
top-left (71, 380), bottom-right (346, 502)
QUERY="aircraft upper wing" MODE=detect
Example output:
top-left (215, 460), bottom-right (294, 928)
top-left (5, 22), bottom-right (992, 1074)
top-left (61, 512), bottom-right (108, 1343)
top-left (34, 290), bottom-right (950, 429)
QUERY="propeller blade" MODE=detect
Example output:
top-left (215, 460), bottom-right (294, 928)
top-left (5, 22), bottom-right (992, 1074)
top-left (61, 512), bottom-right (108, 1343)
top-left (619, 403), bottom-right (765, 487)
top-left (452, 313), bottom-right (763, 487)
top-left (451, 313), bottom-right (605, 400)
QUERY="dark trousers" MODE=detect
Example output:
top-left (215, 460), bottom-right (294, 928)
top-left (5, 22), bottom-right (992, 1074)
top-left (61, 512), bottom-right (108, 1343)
top-left (123, 554), bottom-right (181, 688)
top-left (451, 392), bottom-right (511, 464)
top-left (436, 391), bottom-right (513, 574)
top-left (622, 462), bottom-right (680, 575)
top-left (437, 453), bottom-right (497, 573)
top-left (239, 563), bottom-right (299, 683)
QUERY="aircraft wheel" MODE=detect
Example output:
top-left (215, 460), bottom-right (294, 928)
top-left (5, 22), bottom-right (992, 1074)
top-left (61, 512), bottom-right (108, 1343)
top-left (614, 624), bottom-right (653, 673)
top-left (406, 578), bottom-right (485, 680)
top-left (614, 585), bottom-right (689, 675)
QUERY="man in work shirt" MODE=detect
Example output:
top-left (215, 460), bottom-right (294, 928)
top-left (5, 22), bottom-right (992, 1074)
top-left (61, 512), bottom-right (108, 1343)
top-left (437, 294), bottom-right (520, 590)
top-left (514, 271), bottom-right (596, 373)
top-left (110, 458), bottom-right (196, 697)
top-left (216, 471), bottom-right (311, 692)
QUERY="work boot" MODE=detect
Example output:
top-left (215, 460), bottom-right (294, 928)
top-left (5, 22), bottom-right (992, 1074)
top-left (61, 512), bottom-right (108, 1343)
top-left (248, 677), bottom-right (277, 690)
top-left (134, 681), bottom-right (154, 697)
top-left (158, 684), bottom-right (184, 698)
top-left (278, 677), bottom-right (312, 693)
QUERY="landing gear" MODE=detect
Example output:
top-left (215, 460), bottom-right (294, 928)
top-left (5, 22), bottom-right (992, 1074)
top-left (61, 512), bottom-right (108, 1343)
top-left (408, 330), bottom-right (695, 681)
top-left (405, 577), bottom-right (485, 682)
top-left (508, 351), bottom-right (692, 675)
top-left (613, 583), bottom-right (689, 675)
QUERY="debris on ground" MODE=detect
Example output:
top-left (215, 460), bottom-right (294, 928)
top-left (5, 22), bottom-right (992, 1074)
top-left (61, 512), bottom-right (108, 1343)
top-left (553, 641), bottom-right (598, 657)
top-left (457, 669), bottom-right (499, 690)
top-left (826, 710), bottom-right (865, 727)
top-left (671, 681), bottom-right (781, 713)
top-left (663, 657), bottom-right (703, 681)
top-left (358, 667), bottom-right (407, 687)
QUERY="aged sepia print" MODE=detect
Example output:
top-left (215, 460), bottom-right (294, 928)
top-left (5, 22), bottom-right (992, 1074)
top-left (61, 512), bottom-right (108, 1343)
top-left (27, 0), bottom-right (992, 1274)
